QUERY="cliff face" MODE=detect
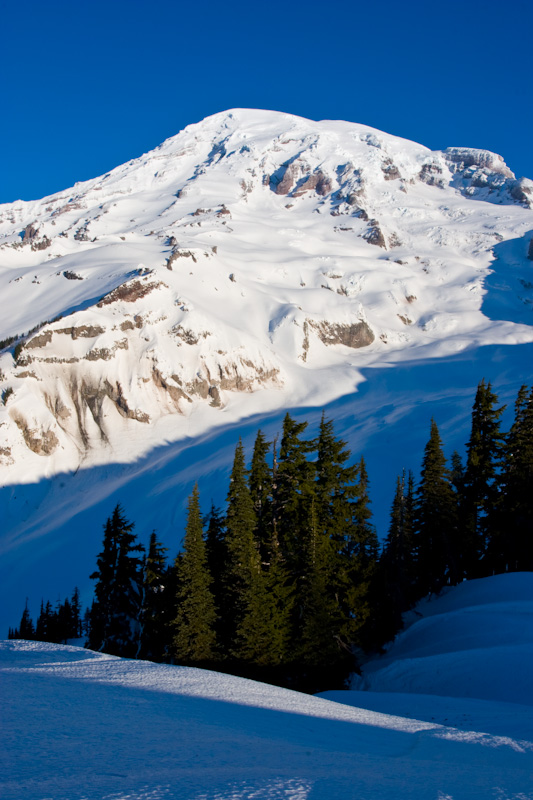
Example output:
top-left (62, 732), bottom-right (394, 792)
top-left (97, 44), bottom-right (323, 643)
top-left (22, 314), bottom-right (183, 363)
top-left (0, 109), bottom-right (532, 481)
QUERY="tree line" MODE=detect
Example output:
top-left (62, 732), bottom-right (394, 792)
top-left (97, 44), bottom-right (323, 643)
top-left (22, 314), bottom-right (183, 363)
top-left (9, 380), bottom-right (533, 692)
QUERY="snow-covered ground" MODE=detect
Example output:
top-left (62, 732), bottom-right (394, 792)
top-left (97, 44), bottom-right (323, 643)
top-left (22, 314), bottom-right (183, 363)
top-left (2, 575), bottom-right (532, 800)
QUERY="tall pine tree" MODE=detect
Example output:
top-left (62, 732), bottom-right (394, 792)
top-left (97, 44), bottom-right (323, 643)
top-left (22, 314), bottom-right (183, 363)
top-left (414, 420), bottom-right (459, 598)
top-left (173, 486), bottom-right (217, 664)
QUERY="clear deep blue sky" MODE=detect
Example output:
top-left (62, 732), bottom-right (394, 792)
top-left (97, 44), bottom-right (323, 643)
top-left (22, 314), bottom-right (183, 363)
top-left (1, 0), bottom-right (531, 203)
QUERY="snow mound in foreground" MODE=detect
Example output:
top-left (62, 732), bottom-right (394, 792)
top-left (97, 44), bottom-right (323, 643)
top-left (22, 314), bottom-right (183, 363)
top-left (1, 634), bottom-right (533, 800)
top-left (352, 573), bottom-right (533, 705)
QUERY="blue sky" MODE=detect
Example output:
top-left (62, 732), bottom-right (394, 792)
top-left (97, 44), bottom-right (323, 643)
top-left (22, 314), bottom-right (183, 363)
top-left (1, 0), bottom-right (531, 203)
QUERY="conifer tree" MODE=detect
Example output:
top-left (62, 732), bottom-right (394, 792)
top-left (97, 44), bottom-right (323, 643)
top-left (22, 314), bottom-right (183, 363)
top-left (70, 588), bottom-right (83, 638)
top-left (221, 438), bottom-right (292, 668)
top-left (339, 457), bottom-right (379, 646)
top-left (462, 380), bottom-right (505, 576)
top-left (173, 486), bottom-right (217, 664)
top-left (491, 385), bottom-right (533, 571)
top-left (377, 469), bottom-right (417, 638)
top-left (223, 440), bottom-right (258, 609)
top-left (415, 420), bottom-right (459, 597)
top-left (88, 504), bottom-right (144, 657)
top-left (297, 498), bottom-right (344, 669)
top-left (18, 599), bottom-right (34, 639)
top-left (140, 531), bottom-right (169, 661)
top-left (275, 414), bottom-right (316, 574)
top-left (248, 430), bottom-right (273, 563)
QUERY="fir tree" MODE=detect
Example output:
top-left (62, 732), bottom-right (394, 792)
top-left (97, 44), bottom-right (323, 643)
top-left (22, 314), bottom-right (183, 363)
top-left (415, 420), bottom-right (459, 597)
top-left (375, 470), bottom-right (417, 642)
top-left (173, 486), bottom-right (217, 664)
top-left (462, 380), bottom-right (505, 576)
top-left (18, 599), bottom-right (34, 639)
top-left (275, 414), bottom-right (316, 575)
top-left (248, 429), bottom-right (273, 563)
top-left (297, 498), bottom-right (344, 668)
top-left (88, 504), bottom-right (144, 657)
top-left (140, 531), bottom-right (169, 661)
top-left (491, 385), bottom-right (533, 572)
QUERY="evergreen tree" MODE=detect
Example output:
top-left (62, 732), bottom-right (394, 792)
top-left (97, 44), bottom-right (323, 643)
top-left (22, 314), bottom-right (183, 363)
top-left (339, 457), bottom-right (379, 647)
top-left (222, 438), bottom-right (290, 666)
top-left (462, 380), bottom-right (505, 576)
top-left (376, 470), bottom-right (417, 641)
top-left (140, 531), bottom-right (169, 661)
top-left (87, 504), bottom-right (144, 657)
top-left (297, 498), bottom-right (345, 669)
top-left (491, 385), bottom-right (533, 571)
top-left (173, 486), bottom-right (217, 664)
top-left (18, 599), bottom-right (34, 639)
top-left (248, 429), bottom-right (273, 563)
top-left (70, 588), bottom-right (83, 639)
top-left (275, 414), bottom-right (316, 575)
top-left (415, 420), bottom-right (459, 597)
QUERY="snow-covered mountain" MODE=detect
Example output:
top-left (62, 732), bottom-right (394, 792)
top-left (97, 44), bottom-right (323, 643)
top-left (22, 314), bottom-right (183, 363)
top-left (1, 109), bottom-right (532, 630)
top-left (2, 574), bottom-right (532, 800)
top-left (1, 108), bottom-right (532, 479)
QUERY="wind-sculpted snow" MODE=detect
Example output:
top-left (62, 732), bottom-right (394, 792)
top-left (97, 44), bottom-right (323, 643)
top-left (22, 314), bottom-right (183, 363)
top-left (2, 630), bottom-right (532, 800)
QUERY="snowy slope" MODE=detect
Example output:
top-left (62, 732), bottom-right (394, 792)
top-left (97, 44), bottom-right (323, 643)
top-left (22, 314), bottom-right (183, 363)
top-left (320, 574), bottom-right (533, 726)
top-left (1, 109), bottom-right (532, 631)
top-left (2, 633), bottom-right (532, 800)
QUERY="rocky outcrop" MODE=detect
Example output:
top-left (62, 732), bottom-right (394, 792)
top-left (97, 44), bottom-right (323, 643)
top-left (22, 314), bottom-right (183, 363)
top-left (308, 320), bottom-right (374, 349)
top-left (419, 162), bottom-right (445, 187)
top-left (363, 220), bottom-right (386, 248)
top-left (381, 159), bottom-right (401, 181)
top-left (444, 148), bottom-right (514, 177)
top-left (97, 280), bottom-right (165, 307)
top-left (12, 413), bottom-right (59, 455)
top-left (55, 325), bottom-right (105, 339)
top-left (293, 170), bottom-right (332, 197)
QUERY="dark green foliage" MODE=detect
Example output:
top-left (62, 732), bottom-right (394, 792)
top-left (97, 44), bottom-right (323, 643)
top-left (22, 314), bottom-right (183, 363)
top-left (87, 504), bottom-right (145, 657)
top-left (173, 485), bottom-right (217, 664)
top-left (372, 470), bottom-right (417, 645)
top-left (461, 380), bottom-right (505, 576)
top-left (415, 419), bottom-right (459, 597)
top-left (276, 414), bottom-right (316, 573)
top-left (490, 385), bottom-right (533, 572)
top-left (249, 430), bottom-right (273, 563)
top-left (140, 532), bottom-right (169, 661)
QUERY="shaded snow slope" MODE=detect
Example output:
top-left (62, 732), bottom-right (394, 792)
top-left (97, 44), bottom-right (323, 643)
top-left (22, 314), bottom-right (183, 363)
top-left (2, 638), bottom-right (532, 800)
top-left (347, 573), bottom-right (533, 705)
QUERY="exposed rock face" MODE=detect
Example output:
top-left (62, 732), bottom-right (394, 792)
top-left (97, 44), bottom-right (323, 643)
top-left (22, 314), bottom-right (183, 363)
top-left (97, 280), bottom-right (164, 307)
top-left (308, 320), bottom-right (374, 349)
top-left (12, 414), bottom-right (59, 455)
top-left (381, 159), bottom-right (401, 181)
top-left (419, 162), bottom-right (445, 187)
top-left (55, 325), bottom-right (106, 339)
top-left (26, 332), bottom-right (53, 349)
top-left (444, 148), bottom-right (514, 177)
top-left (364, 220), bottom-right (386, 248)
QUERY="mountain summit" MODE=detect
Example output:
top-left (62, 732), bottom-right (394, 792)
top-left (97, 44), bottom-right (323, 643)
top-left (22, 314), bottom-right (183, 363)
top-left (0, 109), bottom-right (532, 484)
